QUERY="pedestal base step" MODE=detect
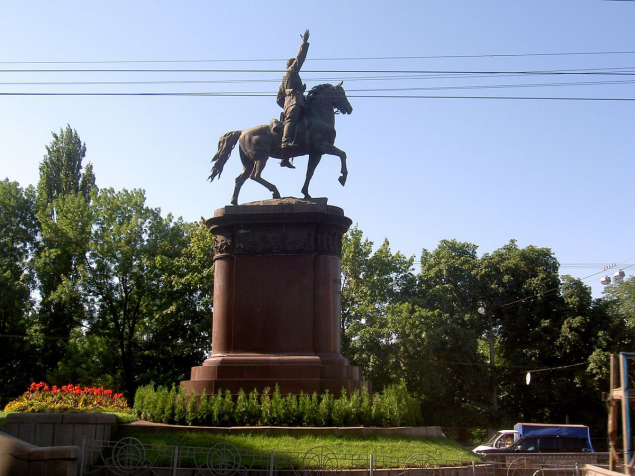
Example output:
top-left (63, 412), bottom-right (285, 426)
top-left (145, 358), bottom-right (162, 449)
top-left (181, 354), bottom-right (369, 396)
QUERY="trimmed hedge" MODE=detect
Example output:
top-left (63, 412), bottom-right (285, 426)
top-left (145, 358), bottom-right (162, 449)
top-left (133, 384), bottom-right (423, 427)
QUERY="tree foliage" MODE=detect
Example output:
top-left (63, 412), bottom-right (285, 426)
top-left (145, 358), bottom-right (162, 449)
top-left (1, 126), bottom-right (214, 403)
top-left (3, 126), bottom-right (635, 432)
top-left (33, 126), bottom-right (95, 379)
top-left (0, 180), bottom-right (39, 398)
top-left (341, 229), bottom-right (622, 432)
top-left (72, 188), bottom-right (213, 398)
top-left (36, 125), bottom-right (94, 213)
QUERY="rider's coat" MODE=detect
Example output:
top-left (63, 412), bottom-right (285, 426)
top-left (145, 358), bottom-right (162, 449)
top-left (277, 39), bottom-right (310, 110)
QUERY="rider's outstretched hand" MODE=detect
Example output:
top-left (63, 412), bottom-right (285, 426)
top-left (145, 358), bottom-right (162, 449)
top-left (302, 29), bottom-right (310, 42)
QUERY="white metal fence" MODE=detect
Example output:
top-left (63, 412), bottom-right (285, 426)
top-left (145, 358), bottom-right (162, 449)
top-left (80, 438), bottom-right (584, 476)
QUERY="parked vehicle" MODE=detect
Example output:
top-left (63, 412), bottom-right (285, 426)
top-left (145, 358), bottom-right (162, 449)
top-left (473, 430), bottom-right (518, 452)
top-left (473, 423), bottom-right (594, 454)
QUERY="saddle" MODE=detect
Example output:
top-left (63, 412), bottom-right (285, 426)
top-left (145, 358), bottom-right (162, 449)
top-left (270, 114), bottom-right (310, 145)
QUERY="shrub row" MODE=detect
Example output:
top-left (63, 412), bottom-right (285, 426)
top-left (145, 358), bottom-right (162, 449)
top-left (133, 384), bottom-right (423, 427)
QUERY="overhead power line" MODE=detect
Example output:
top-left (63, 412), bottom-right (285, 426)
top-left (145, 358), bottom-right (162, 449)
top-left (1, 50), bottom-right (635, 65)
top-left (1, 67), bottom-right (635, 75)
top-left (1, 91), bottom-right (633, 101)
top-left (4, 78), bottom-right (634, 90)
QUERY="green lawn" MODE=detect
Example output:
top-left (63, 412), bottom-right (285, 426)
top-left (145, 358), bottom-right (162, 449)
top-left (116, 426), bottom-right (476, 461)
top-left (1, 413), bottom-right (479, 468)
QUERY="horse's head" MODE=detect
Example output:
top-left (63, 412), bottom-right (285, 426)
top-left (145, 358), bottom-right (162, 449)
top-left (331, 81), bottom-right (353, 115)
top-left (307, 82), bottom-right (353, 115)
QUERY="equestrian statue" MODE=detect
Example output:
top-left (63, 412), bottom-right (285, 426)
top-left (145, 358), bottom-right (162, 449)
top-left (208, 29), bottom-right (353, 205)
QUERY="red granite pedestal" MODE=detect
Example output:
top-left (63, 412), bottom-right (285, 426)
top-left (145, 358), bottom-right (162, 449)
top-left (181, 198), bottom-right (369, 396)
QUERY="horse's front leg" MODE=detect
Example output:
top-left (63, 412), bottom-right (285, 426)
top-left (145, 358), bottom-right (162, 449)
top-left (302, 153), bottom-right (322, 199)
top-left (316, 142), bottom-right (347, 186)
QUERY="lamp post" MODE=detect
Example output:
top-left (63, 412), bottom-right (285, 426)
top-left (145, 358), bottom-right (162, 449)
top-left (478, 306), bottom-right (498, 411)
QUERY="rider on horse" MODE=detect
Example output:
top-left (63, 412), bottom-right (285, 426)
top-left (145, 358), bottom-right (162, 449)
top-left (277, 29), bottom-right (310, 169)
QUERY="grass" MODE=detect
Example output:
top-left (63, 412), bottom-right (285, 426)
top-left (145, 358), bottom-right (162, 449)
top-left (113, 428), bottom-right (480, 469)
top-left (115, 427), bottom-right (476, 461)
top-left (1, 411), bottom-right (479, 469)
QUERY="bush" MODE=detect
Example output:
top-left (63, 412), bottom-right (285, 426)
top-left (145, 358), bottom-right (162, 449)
top-left (4, 382), bottom-right (131, 414)
top-left (260, 387), bottom-right (272, 425)
top-left (186, 389), bottom-right (197, 426)
top-left (234, 389), bottom-right (249, 425)
top-left (221, 390), bottom-right (235, 426)
top-left (332, 389), bottom-right (348, 426)
top-left (360, 387), bottom-right (373, 426)
top-left (298, 391), bottom-right (318, 426)
top-left (372, 384), bottom-right (423, 426)
top-left (174, 386), bottom-right (187, 425)
top-left (197, 389), bottom-right (211, 425)
top-left (270, 385), bottom-right (288, 426)
top-left (246, 389), bottom-right (261, 425)
top-left (285, 393), bottom-right (300, 426)
top-left (317, 391), bottom-right (334, 426)
top-left (133, 384), bottom-right (423, 427)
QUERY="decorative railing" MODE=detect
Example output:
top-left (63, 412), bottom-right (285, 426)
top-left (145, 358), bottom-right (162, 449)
top-left (80, 438), bottom-right (586, 476)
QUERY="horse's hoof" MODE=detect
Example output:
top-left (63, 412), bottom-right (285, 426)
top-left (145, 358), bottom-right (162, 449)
top-left (272, 192), bottom-right (281, 199)
top-left (338, 176), bottom-right (347, 186)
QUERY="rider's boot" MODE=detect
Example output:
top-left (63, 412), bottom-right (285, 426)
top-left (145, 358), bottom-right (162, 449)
top-left (280, 146), bottom-right (296, 169)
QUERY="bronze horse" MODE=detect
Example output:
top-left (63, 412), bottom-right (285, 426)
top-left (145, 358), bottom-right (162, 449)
top-left (208, 82), bottom-right (352, 205)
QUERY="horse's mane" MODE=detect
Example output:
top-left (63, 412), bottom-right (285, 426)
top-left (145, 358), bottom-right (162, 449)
top-left (306, 83), bottom-right (334, 107)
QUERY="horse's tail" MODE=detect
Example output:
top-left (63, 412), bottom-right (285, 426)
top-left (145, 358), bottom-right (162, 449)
top-left (208, 130), bottom-right (242, 182)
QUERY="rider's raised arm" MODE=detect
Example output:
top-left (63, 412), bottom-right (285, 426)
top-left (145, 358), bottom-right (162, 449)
top-left (291, 29), bottom-right (310, 71)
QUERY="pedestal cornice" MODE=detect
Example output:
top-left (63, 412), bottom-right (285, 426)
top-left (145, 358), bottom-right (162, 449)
top-left (207, 198), bottom-right (352, 258)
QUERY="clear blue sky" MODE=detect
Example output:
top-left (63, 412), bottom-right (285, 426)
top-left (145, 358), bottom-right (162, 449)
top-left (1, 1), bottom-right (633, 298)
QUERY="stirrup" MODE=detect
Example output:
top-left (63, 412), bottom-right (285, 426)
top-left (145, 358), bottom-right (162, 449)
top-left (280, 158), bottom-right (295, 169)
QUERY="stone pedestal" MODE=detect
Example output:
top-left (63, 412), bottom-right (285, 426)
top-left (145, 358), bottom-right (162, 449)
top-left (182, 198), bottom-right (368, 396)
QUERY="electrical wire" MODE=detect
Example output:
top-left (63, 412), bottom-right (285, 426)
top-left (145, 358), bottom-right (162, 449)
top-left (1, 92), bottom-right (634, 101)
top-left (1, 50), bottom-right (635, 64)
top-left (1, 67), bottom-right (635, 75)
top-left (3, 78), bottom-right (634, 90)
top-left (1, 62), bottom-right (632, 99)
top-left (499, 258), bottom-right (634, 311)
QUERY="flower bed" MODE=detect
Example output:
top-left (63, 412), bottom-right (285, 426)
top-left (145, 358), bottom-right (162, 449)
top-left (3, 382), bottom-right (132, 414)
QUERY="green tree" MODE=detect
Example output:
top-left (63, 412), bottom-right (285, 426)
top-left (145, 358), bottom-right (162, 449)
top-left (34, 126), bottom-right (95, 379)
top-left (544, 276), bottom-right (615, 431)
top-left (477, 242), bottom-right (567, 424)
top-left (414, 239), bottom-right (490, 425)
top-left (137, 220), bottom-right (215, 387)
top-left (36, 125), bottom-right (94, 213)
top-left (603, 276), bottom-right (635, 340)
top-left (76, 188), bottom-right (212, 398)
top-left (0, 180), bottom-right (38, 400)
top-left (342, 230), bottom-right (615, 430)
top-left (34, 193), bottom-right (92, 379)
top-left (341, 227), bottom-right (415, 389)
